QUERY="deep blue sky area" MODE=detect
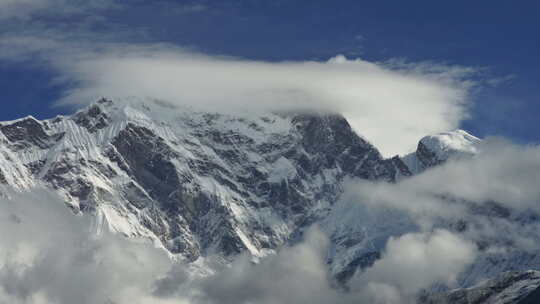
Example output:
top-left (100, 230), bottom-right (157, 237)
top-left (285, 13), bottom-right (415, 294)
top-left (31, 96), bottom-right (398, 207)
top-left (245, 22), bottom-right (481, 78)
top-left (1, 0), bottom-right (539, 144)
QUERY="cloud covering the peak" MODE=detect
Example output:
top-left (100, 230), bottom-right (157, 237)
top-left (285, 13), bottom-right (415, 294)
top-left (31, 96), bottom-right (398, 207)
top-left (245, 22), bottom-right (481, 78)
top-left (0, 35), bottom-right (478, 156)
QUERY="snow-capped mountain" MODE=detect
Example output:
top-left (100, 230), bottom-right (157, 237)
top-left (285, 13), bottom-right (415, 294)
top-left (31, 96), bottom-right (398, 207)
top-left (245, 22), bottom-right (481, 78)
top-left (401, 129), bottom-right (481, 174)
top-left (0, 97), bottom-right (538, 303)
top-left (0, 98), bottom-right (406, 260)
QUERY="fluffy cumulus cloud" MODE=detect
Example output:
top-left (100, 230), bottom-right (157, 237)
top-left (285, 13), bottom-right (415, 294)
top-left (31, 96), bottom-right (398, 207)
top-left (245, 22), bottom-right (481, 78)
top-left (178, 228), bottom-right (343, 304)
top-left (0, 191), bottom-right (340, 304)
top-left (155, 227), bottom-right (477, 304)
top-left (0, 189), bottom-right (178, 304)
top-left (351, 230), bottom-right (477, 304)
top-left (0, 32), bottom-right (477, 156)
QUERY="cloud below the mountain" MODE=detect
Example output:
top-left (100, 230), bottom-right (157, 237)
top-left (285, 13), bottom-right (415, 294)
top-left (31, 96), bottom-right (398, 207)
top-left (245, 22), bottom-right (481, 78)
top-left (185, 229), bottom-right (476, 304)
top-left (152, 227), bottom-right (476, 304)
top-left (0, 189), bottom-right (479, 304)
top-left (343, 138), bottom-right (540, 267)
top-left (0, 189), bottom-right (177, 304)
top-left (351, 230), bottom-right (477, 304)
top-left (346, 138), bottom-right (540, 217)
top-left (0, 35), bottom-right (477, 156)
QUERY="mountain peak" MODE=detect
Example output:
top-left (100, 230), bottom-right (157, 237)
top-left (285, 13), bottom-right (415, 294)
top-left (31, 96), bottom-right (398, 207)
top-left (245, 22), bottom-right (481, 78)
top-left (419, 129), bottom-right (481, 157)
top-left (401, 129), bottom-right (481, 174)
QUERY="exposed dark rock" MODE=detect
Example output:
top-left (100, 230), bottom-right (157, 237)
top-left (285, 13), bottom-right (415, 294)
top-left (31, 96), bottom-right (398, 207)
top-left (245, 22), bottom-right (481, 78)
top-left (25, 160), bottom-right (46, 175)
top-left (74, 104), bottom-right (110, 133)
top-left (0, 168), bottom-right (7, 184)
top-left (112, 123), bottom-right (182, 205)
top-left (1, 117), bottom-right (52, 149)
top-left (416, 141), bottom-right (443, 169)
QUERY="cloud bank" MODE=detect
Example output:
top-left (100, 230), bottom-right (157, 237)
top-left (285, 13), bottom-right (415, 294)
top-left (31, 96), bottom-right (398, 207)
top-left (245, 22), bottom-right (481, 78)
top-left (0, 188), bottom-right (480, 304)
top-left (0, 0), bottom-right (480, 156)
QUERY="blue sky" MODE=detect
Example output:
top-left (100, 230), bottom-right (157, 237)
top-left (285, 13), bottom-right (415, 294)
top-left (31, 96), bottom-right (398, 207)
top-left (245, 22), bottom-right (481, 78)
top-left (1, 0), bottom-right (539, 150)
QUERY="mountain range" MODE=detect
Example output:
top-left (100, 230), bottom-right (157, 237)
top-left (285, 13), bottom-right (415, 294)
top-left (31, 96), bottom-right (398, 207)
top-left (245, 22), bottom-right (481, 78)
top-left (0, 97), bottom-right (538, 303)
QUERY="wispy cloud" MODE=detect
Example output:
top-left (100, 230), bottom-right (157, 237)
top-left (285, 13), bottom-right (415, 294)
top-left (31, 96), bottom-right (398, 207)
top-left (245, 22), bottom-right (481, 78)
top-left (0, 0), bottom-right (122, 20)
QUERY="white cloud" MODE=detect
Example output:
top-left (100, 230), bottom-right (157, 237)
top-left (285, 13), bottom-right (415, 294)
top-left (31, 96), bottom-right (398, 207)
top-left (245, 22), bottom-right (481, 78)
top-left (0, 36), bottom-right (477, 156)
top-left (346, 138), bottom-right (540, 217)
top-left (0, 196), bottom-right (345, 304)
top-left (183, 228), bottom-right (344, 304)
top-left (0, 189), bottom-right (174, 304)
top-left (150, 226), bottom-right (478, 304)
top-left (351, 230), bottom-right (477, 304)
top-left (0, 188), bottom-right (501, 304)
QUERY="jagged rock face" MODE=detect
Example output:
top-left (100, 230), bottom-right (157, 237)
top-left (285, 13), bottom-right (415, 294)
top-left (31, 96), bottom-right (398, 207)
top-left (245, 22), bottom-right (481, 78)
top-left (416, 141), bottom-right (444, 168)
top-left (419, 271), bottom-right (540, 304)
top-left (0, 116), bottom-right (62, 150)
top-left (0, 98), bottom-right (404, 263)
top-left (74, 103), bottom-right (110, 133)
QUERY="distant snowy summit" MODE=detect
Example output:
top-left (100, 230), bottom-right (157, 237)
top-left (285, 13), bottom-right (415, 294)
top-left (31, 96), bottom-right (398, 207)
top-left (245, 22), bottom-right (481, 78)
top-left (401, 129), bottom-right (481, 174)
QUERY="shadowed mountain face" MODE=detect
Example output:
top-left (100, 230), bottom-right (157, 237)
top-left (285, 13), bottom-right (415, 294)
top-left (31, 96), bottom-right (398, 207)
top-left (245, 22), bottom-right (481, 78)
top-left (0, 98), bottom-right (538, 303)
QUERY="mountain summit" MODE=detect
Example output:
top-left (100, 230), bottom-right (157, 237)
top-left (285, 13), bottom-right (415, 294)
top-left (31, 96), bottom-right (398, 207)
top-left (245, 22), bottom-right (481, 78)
top-left (0, 98), bottom-right (405, 261)
top-left (402, 129), bottom-right (481, 174)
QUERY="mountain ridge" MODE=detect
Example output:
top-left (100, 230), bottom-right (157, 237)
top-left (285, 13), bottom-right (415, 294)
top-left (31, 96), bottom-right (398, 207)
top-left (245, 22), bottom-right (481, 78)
top-left (0, 98), bottom-right (404, 260)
